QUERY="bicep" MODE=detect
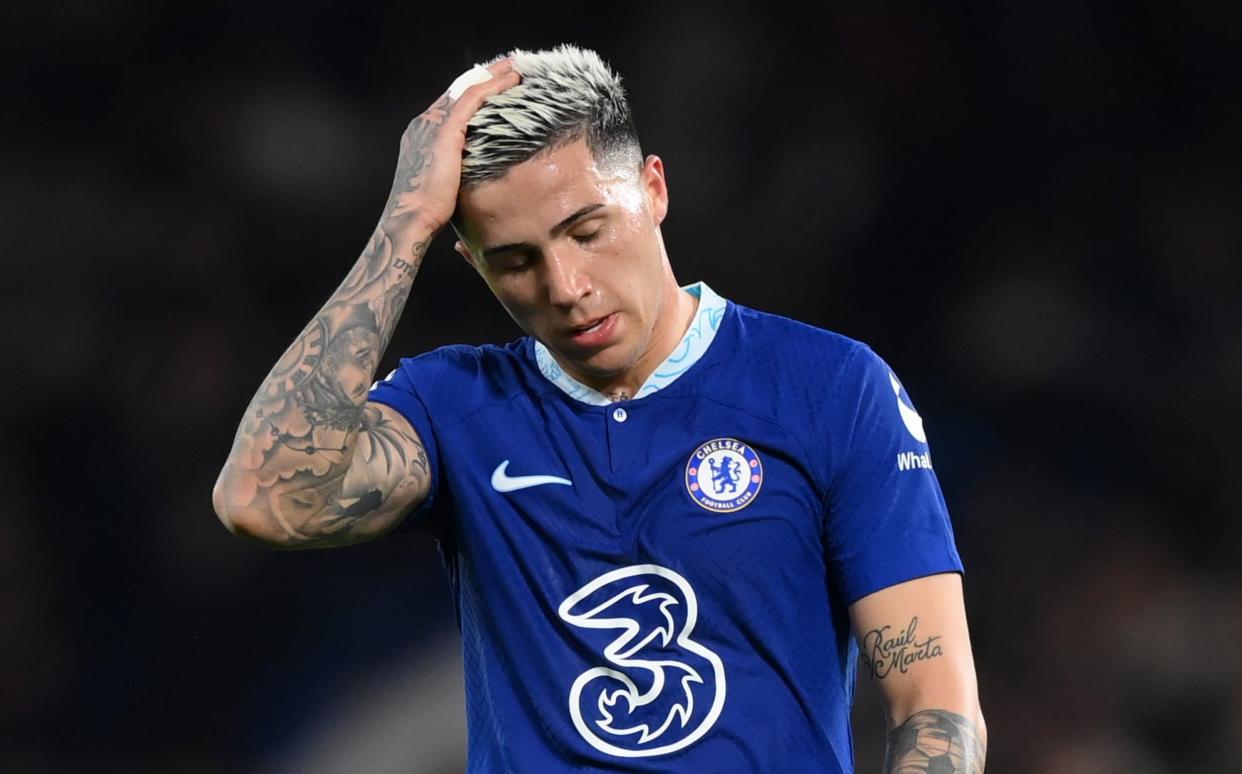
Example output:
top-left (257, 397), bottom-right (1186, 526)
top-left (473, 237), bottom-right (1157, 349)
top-left (330, 401), bottom-right (432, 543)
top-left (848, 572), bottom-right (981, 726)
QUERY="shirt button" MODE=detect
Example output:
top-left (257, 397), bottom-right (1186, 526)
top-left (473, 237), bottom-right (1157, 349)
top-left (612, 407), bottom-right (628, 422)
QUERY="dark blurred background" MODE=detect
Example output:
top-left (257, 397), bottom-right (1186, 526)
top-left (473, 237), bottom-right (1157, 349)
top-left (4, 1), bottom-right (1241, 772)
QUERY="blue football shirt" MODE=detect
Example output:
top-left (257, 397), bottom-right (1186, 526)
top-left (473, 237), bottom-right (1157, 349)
top-left (368, 282), bottom-right (963, 772)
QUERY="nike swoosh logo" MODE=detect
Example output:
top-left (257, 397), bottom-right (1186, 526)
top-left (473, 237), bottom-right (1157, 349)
top-left (490, 460), bottom-right (573, 492)
top-left (889, 371), bottom-right (928, 443)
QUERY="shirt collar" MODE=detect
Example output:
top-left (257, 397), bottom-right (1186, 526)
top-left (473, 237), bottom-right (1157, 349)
top-left (533, 281), bottom-right (727, 405)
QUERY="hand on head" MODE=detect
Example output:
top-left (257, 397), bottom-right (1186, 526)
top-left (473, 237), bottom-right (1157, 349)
top-left (385, 59), bottom-right (521, 233)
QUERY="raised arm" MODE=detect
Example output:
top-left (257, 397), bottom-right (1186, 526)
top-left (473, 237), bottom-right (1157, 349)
top-left (212, 60), bottom-right (520, 549)
top-left (849, 572), bottom-right (987, 773)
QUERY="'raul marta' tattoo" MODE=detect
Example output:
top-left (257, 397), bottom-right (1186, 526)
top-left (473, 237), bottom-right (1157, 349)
top-left (884, 709), bottom-right (986, 773)
top-left (862, 617), bottom-right (944, 679)
top-left (218, 97), bottom-right (453, 547)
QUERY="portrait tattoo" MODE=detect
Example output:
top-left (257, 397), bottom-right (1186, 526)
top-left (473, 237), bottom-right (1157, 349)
top-left (861, 616), bottom-right (944, 680)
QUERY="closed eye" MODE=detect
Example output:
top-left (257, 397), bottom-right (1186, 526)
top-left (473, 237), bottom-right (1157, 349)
top-left (572, 229), bottom-right (602, 245)
top-left (490, 252), bottom-right (532, 273)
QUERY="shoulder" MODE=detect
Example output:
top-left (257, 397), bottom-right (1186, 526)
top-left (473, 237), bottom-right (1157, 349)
top-left (388, 339), bottom-right (538, 420)
top-left (394, 339), bottom-right (526, 377)
top-left (716, 301), bottom-right (907, 444)
top-left (725, 301), bottom-right (878, 389)
top-left (693, 300), bottom-right (897, 492)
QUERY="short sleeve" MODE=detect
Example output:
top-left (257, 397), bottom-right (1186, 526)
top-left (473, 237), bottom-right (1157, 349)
top-left (823, 345), bottom-right (963, 604)
top-left (366, 356), bottom-right (444, 532)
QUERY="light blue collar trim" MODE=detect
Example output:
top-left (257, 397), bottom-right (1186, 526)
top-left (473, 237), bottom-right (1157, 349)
top-left (533, 282), bottom-right (727, 405)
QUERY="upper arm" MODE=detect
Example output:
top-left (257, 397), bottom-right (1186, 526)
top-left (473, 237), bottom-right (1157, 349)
top-left (848, 572), bottom-right (982, 729)
top-left (328, 400), bottom-right (432, 543)
top-left (215, 400), bottom-right (432, 550)
top-left (819, 343), bottom-right (963, 604)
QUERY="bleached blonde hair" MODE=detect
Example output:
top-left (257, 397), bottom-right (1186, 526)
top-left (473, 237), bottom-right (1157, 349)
top-left (460, 44), bottom-right (641, 186)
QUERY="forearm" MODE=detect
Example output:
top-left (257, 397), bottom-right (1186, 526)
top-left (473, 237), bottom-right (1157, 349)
top-left (883, 707), bottom-right (986, 773)
top-left (213, 66), bottom-right (520, 546)
top-left (852, 575), bottom-right (987, 773)
top-left (869, 621), bottom-right (986, 772)
top-left (213, 213), bottom-right (434, 547)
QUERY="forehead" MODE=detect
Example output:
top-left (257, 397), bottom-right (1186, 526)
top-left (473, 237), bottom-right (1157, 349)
top-left (458, 139), bottom-right (637, 237)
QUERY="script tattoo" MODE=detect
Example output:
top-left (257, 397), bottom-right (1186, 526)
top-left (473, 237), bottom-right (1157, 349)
top-left (218, 104), bottom-right (447, 547)
top-left (884, 709), bottom-right (986, 773)
top-left (861, 617), bottom-right (944, 679)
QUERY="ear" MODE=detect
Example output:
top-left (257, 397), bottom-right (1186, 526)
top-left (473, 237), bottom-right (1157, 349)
top-left (454, 239), bottom-right (479, 270)
top-left (640, 154), bottom-right (669, 225)
top-left (451, 213), bottom-right (483, 271)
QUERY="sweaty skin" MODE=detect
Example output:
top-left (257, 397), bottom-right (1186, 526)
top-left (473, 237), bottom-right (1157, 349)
top-left (454, 139), bottom-right (698, 400)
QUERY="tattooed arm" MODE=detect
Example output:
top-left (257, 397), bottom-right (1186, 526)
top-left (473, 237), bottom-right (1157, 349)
top-left (212, 60), bottom-right (521, 549)
top-left (849, 573), bottom-right (987, 773)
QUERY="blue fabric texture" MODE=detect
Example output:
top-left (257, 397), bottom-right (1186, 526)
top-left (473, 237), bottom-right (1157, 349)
top-left (366, 289), bottom-right (962, 772)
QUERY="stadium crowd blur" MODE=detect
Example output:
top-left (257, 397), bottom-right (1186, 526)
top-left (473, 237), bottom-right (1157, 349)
top-left (4, 2), bottom-right (1240, 772)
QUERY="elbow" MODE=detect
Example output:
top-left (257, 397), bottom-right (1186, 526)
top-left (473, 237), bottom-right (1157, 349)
top-left (211, 474), bottom-right (251, 538)
top-left (212, 471), bottom-right (282, 546)
top-left (886, 675), bottom-right (984, 733)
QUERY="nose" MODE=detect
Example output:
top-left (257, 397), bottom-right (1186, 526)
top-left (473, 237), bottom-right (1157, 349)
top-left (543, 248), bottom-right (592, 308)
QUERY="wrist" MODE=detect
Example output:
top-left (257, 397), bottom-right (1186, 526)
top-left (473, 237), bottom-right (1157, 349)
top-left (381, 206), bottom-right (444, 249)
top-left (381, 186), bottom-right (454, 234)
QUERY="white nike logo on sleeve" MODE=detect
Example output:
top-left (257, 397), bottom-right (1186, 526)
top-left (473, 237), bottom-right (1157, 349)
top-left (490, 460), bottom-right (573, 492)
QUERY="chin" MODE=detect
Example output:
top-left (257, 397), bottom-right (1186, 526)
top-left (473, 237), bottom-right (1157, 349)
top-left (556, 341), bottom-right (637, 381)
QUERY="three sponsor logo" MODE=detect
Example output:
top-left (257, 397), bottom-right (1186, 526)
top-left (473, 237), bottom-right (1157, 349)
top-left (509, 377), bottom-right (933, 758)
top-left (559, 564), bottom-right (727, 757)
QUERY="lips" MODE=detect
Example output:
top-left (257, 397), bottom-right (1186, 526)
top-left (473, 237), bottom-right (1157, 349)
top-left (567, 312), bottom-right (618, 348)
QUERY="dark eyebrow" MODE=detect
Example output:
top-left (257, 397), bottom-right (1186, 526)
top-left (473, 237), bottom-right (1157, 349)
top-left (481, 203), bottom-right (606, 260)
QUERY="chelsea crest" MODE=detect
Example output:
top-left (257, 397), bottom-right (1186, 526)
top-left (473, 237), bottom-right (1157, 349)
top-left (685, 438), bottom-right (763, 512)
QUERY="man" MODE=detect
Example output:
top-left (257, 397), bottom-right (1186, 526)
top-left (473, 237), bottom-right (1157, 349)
top-left (213, 44), bottom-right (986, 772)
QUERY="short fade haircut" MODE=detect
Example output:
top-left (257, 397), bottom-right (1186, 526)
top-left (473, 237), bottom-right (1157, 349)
top-left (460, 44), bottom-right (642, 187)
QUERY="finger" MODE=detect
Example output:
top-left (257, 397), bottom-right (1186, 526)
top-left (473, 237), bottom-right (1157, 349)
top-left (451, 68), bottom-right (521, 118)
top-left (484, 57), bottom-right (514, 76)
top-left (445, 65), bottom-right (495, 101)
top-left (443, 57), bottom-right (515, 102)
